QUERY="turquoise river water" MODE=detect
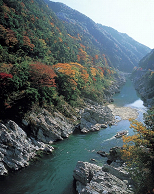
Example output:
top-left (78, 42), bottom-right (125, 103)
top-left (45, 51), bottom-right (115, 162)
top-left (0, 79), bottom-right (147, 194)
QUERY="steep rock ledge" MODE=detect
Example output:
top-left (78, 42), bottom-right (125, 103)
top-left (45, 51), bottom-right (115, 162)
top-left (79, 74), bottom-right (126, 133)
top-left (103, 73), bottom-right (126, 103)
top-left (26, 109), bottom-right (75, 143)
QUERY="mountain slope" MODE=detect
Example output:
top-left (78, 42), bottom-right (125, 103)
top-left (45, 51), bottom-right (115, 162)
top-left (0, 0), bottom-right (119, 120)
top-left (0, 0), bottom-right (152, 121)
top-left (45, 0), bottom-right (151, 72)
top-left (132, 49), bottom-right (154, 106)
top-left (138, 49), bottom-right (154, 70)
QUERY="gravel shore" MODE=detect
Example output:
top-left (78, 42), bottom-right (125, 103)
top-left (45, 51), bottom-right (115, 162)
top-left (107, 104), bottom-right (138, 121)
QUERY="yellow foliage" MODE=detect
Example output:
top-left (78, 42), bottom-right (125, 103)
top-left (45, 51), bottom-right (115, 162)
top-left (53, 63), bottom-right (76, 78)
top-left (53, 62), bottom-right (89, 83)
top-left (0, 63), bottom-right (13, 73)
top-left (39, 39), bottom-right (47, 48)
top-left (90, 67), bottom-right (98, 77)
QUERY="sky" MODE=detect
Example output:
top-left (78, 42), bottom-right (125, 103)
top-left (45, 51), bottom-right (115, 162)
top-left (50, 0), bottom-right (154, 49)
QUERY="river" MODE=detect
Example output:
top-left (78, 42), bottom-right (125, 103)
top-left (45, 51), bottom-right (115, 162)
top-left (0, 79), bottom-right (147, 194)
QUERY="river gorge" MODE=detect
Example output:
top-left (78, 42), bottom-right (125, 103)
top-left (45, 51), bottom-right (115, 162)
top-left (0, 79), bottom-right (147, 194)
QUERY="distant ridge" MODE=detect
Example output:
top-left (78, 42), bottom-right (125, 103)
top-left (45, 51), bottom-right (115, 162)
top-left (45, 0), bottom-right (151, 72)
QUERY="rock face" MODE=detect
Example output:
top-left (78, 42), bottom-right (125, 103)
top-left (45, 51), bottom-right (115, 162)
top-left (27, 109), bottom-right (74, 143)
top-left (0, 120), bottom-right (54, 175)
top-left (80, 102), bottom-right (114, 133)
top-left (107, 147), bottom-right (123, 162)
top-left (73, 161), bottom-right (134, 194)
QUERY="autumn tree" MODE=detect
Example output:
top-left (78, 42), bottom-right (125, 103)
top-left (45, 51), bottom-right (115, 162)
top-left (121, 115), bottom-right (154, 194)
top-left (23, 36), bottom-right (35, 51)
top-left (29, 62), bottom-right (57, 88)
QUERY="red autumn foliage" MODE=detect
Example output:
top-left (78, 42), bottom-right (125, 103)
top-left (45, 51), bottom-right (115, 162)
top-left (0, 72), bottom-right (13, 88)
top-left (0, 72), bottom-right (13, 79)
top-left (29, 62), bottom-right (57, 87)
top-left (92, 77), bottom-right (96, 81)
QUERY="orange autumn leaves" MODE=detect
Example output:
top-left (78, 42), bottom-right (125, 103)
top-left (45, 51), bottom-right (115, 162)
top-left (28, 62), bottom-right (113, 94)
top-left (121, 119), bottom-right (154, 161)
top-left (53, 62), bottom-right (89, 83)
top-left (53, 62), bottom-right (106, 87)
top-left (121, 118), bottom-right (154, 193)
top-left (53, 62), bottom-right (89, 90)
top-left (0, 25), bottom-right (18, 47)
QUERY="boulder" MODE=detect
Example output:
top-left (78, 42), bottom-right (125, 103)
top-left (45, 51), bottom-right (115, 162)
top-left (107, 147), bottom-right (123, 162)
top-left (73, 161), bottom-right (134, 194)
top-left (0, 120), bottom-right (54, 175)
top-left (97, 151), bottom-right (108, 157)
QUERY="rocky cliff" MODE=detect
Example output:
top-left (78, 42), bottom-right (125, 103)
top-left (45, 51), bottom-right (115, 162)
top-left (0, 120), bottom-right (53, 176)
top-left (0, 100), bottom-right (117, 176)
top-left (26, 109), bottom-right (75, 143)
top-left (73, 147), bottom-right (134, 194)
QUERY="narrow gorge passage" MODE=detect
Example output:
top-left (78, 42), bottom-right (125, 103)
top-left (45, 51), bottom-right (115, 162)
top-left (0, 79), bottom-right (146, 194)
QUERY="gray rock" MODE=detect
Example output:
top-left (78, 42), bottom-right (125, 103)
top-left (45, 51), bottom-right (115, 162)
top-left (0, 162), bottom-right (8, 175)
top-left (80, 105), bottom-right (114, 133)
top-left (29, 109), bottom-right (74, 143)
top-left (0, 120), bottom-right (54, 175)
top-left (107, 147), bottom-right (123, 162)
top-left (73, 161), bottom-right (134, 194)
top-left (97, 151), bottom-right (108, 157)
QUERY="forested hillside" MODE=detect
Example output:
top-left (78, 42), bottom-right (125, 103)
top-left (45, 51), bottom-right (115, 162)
top-left (0, 0), bottom-right (151, 121)
top-left (45, 0), bottom-right (151, 72)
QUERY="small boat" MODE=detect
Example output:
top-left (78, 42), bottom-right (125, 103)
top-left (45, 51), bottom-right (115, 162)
top-left (115, 130), bottom-right (128, 138)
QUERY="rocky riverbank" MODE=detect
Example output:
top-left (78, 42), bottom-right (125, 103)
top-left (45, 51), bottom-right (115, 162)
top-left (0, 74), bottom-right (127, 176)
top-left (73, 161), bottom-right (133, 194)
top-left (0, 102), bottom-right (115, 175)
top-left (73, 147), bottom-right (134, 194)
top-left (79, 100), bottom-right (114, 133)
